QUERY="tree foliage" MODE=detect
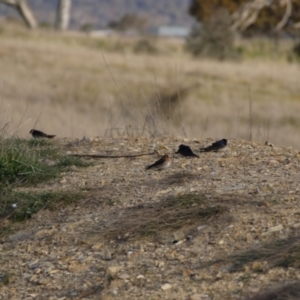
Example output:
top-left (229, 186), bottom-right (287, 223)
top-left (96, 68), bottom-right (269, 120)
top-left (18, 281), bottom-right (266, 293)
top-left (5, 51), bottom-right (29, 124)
top-left (189, 0), bottom-right (243, 24)
top-left (186, 8), bottom-right (239, 60)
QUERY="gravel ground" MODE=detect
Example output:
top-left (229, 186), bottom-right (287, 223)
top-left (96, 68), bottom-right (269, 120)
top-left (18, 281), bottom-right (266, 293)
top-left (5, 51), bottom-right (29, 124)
top-left (1, 137), bottom-right (300, 300)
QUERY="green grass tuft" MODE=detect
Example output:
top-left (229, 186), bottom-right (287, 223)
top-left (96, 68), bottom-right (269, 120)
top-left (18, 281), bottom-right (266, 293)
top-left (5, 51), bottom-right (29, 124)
top-left (0, 138), bottom-right (90, 186)
top-left (0, 138), bottom-right (58, 185)
top-left (26, 139), bottom-right (52, 147)
top-left (0, 137), bottom-right (89, 226)
top-left (0, 272), bottom-right (10, 285)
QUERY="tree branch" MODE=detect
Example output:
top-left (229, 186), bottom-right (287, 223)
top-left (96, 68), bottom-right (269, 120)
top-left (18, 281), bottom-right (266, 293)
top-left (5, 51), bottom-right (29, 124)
top-left (274, 0), bottom-right (292, 31)
top-left (69, 152), bottom-right (156, 159)
top-left (0, 0), bottom-right (37, 28)
top-left (231, 0), bottom-right (271, 32)
top-left (0, 0), bottom-right (18, 5)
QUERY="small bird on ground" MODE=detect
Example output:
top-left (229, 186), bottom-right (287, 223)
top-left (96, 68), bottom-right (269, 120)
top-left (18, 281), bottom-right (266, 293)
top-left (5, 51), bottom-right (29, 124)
top-left (200, 138), bottom-right (227, 152)
top-left (146, 154), bottom-right (171, 170)
top-left (29, 129), bottom-right (56, 139)
top-left (176, 144), bottom-right (199, 157)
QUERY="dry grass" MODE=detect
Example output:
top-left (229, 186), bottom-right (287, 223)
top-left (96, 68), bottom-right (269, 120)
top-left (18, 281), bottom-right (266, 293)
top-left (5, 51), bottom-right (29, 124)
top-left (199, 235), bottom-right (300, 271)
top-left (1, 22), bottom-right (300, 147)
top-left (90, 193), bottom-right (227, 241)
top-left (248, 282), bottom-right (300, 300)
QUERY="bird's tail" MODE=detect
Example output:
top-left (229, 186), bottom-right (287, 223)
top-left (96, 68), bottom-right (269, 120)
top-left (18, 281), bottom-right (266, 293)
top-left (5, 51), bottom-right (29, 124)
top-left (46, 135), bottom-right (56, 138)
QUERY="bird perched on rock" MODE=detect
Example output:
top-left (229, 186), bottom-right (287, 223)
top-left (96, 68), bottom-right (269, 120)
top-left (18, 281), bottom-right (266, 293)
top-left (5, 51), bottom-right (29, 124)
top-left (176, 144), bottom-right (199, 157)
top-left (30, 129), bottom-right (56, 139)
top-left (146, 154), bottom-right (171, 170)
top-left (200, 139), bottom-right (227, 152)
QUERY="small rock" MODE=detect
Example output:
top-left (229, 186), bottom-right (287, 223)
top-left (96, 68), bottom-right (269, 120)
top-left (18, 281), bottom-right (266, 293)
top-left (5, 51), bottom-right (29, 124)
top-left (189, 294), bottom-right (208, 300)
top-left (107, 265), bottom-right (121, 276)
top-left (102, 246), bottom-right (112, 260)
top-left (23, 273), bottom-right (32, 280)
top-left (27, 260), bottom-right (40, 269)
top-left (27, 294), bottom-right (38, 298)
top-left (38, 278), bottom-right (49, 285)
top-left (156, 188), bottom-right (172, 196)
top-left (197, 225), bottom-right (207, 231)
top-left (173, 230), bottom-right (185, 242)
top-left (182, 268), bottom-right (193, 277)
top-left (161, 283), bottom-right (172, 291)
top-left (155, 261), bottom-right (165, 268)
top-left (252, 261), bottom-right (264, 272)
top-left (48, 269), bottom-right (60, 275)
top-left (248, 287), bottom-right (261, 294)
top-left (118, 273), bottom-right (130, 280)
top-left (262, 224), bottom-right (284, 236)
top-left (29, 275), bottom-right (38, 282)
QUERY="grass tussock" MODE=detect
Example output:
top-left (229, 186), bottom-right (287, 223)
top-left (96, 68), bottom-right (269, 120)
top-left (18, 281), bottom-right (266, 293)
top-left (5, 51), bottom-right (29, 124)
top-left (248, 282), bottom-right (300, 300)
top-left (200, 236), bottom-right (300, 272)
top-left (0, 138), bottom-right (58, 185)
top-left (0, 136), bottom-right (90, 225)
top-left (0, 138), bottom-right (91, 186)
top-left (92, 193), bottom-right (227, 241)
top-left (0, 190), bottom-right (82, 222)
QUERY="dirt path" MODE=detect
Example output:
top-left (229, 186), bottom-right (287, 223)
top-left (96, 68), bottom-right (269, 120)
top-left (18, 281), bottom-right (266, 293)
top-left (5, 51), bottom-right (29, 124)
top-left (1, 137), bottom-right (300, 300)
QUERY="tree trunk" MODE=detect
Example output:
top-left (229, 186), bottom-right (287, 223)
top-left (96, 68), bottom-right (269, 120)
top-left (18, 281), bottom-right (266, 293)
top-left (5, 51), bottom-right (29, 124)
top-left (55, 0), bottom-right (71, 31)
top-left (0, 0), bottom-right (38, 29)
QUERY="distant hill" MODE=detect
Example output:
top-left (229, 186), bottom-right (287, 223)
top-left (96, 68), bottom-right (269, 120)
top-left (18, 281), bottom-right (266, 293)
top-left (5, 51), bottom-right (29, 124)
top-left (0, 0), bottom-right (195, 29)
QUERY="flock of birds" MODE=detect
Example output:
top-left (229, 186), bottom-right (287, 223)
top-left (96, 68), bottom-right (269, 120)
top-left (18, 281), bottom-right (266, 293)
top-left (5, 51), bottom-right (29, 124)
top-left (145, 139), bottom-right (228, 170)
top-left (29, 128), bottom-right (228, 171)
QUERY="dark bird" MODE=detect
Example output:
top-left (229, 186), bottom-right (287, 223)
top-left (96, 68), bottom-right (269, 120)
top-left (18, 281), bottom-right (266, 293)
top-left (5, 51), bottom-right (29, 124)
top-left (200, 139), bottom-right (227, 152)
top-left (146, 154), bottom-right (171, 170)
top-left (30, 129), bottom-right (56, 139)
top-left (176, 144), bottom-right (199, 157)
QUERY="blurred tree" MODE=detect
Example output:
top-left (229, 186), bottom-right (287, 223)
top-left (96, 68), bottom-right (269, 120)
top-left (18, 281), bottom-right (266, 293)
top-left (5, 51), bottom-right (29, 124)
top-left (108, 14), bottom-right (148, 33)
top-left (0, 0), bottom-right (37, 28)
top-left (189, 0), bottom-right (243, 24)
top-left (189, 0), bottom-right (300, 35)
top-left (186, 7), bottom-right (239, 60)
top-left (0, 0), bottom-right (72, 30)
top-left (55, 0), bottom-right (71, 31)
top-left (80, 23), bottom-right (94, 33)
